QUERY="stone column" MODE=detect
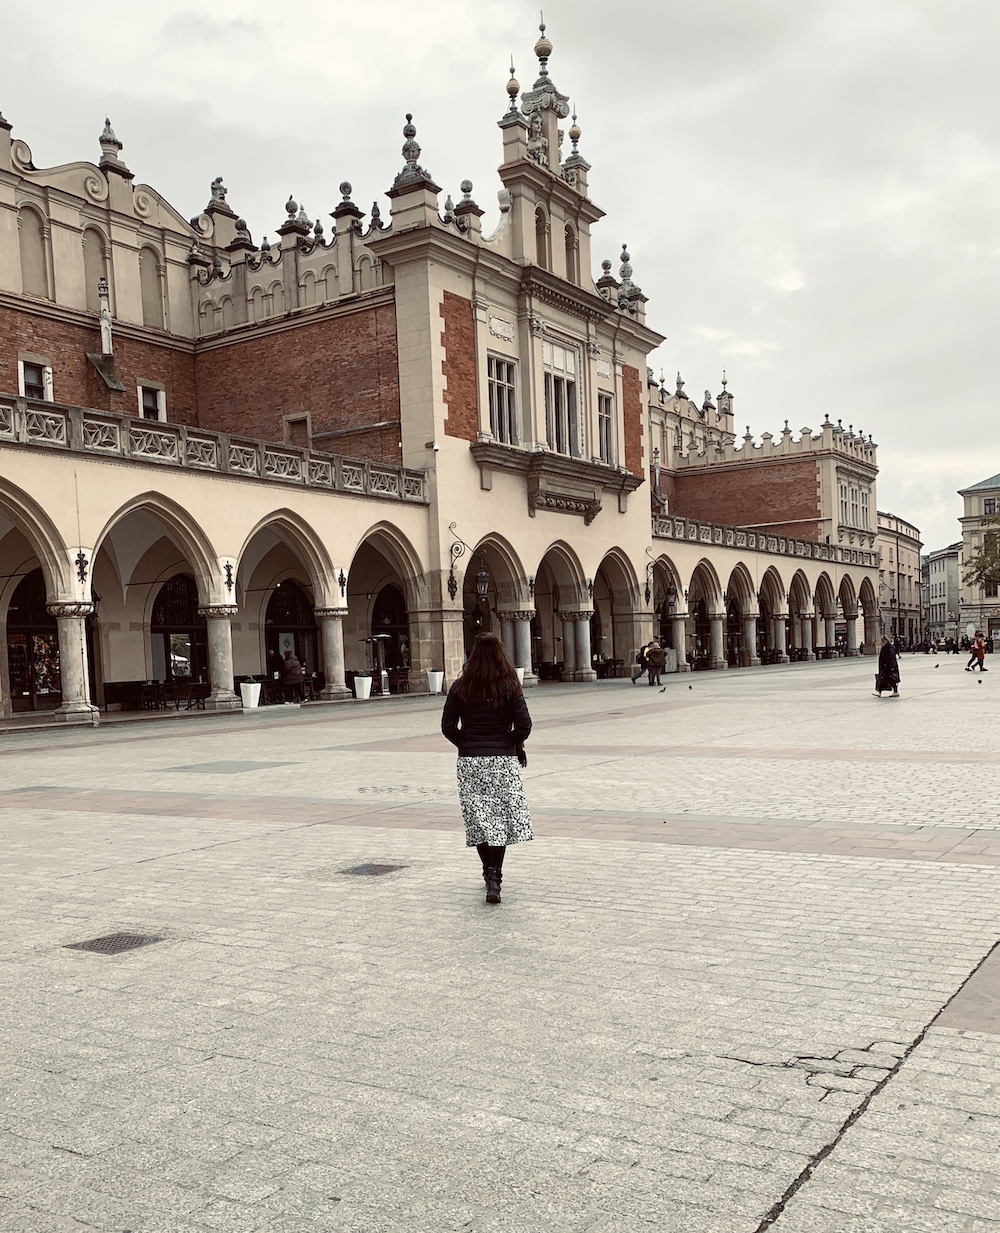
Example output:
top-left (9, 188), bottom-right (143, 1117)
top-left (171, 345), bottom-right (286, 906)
top-left (801, 613), bottom-right (815, 661)
top-left (47, 602), bottom-right (99, 725)
top-left (315, 608), bottom-right (351, 700)
top-left (500, 614), bottom-right (516, 663)
top-left (575, 611), bottom-right (597, 681)
top-left (774, 615), bottom-right (789, 663)
top-left (709, 613), bottom-right (728, 670)
top-left (671, 614), bottom-right (690, 672)
top-left (845, 614), bottom-right (859, 656)
top-left (559, 613), bottom-right (577, 681)
top-left (742, 615), bottom-right (761, 667)
top-left (199, 605), bottom-right (241, 710)
top-left (825, 615), bottom-right (837, 654)
top-left (512, 611), bottom-right (537, 687)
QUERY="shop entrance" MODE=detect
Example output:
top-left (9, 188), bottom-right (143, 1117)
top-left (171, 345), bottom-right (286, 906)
top-left (6, 568), bottom-right (61, 712)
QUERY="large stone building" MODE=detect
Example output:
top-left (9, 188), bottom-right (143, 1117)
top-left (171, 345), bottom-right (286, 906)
top-left (876, 510), bottom-right (923, 646)
top-left (958, 472), bottom-right (1000, 645)
top-left (0, 28), bottom-right (880, 722)
top-left (922, 542), bottom-right (961, 644)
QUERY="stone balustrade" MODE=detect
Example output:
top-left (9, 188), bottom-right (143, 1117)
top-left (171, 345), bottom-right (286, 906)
top-left (0, 396), bottom-right (427, 504)
top-left (652, 513), bottom-right (878, 567)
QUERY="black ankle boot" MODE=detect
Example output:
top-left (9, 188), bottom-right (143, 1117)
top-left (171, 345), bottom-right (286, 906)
top-left (485, 867), bottom-right (502, 904)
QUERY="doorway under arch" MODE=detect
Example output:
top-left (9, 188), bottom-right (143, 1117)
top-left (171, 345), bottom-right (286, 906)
top-left (264, 579), bottom-right (317, 675)
top-left (150, 574), bottom-right (207, 683)
top-left (5, 568), bottom-right (61, 711)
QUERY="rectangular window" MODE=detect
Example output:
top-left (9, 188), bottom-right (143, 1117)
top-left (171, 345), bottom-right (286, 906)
top-left (487, 355), bottom-right (517, 445)
top-left (850, 488), bottom-right (859, 526)
top-left (839, 483), bottom-right (849, 525)
top-left (985, 498), bottom-right (996, 515)
top-left (597, 392), bottom-right (615, 464)
top-left (138, 384), bottom-right (166, 422)
top-left (18, 359), bottom-right (52, 401)
top-left (987, 581), bottom-right (999, 598)
top-left (860, 488), bottom-right (870, 529)
top-left (543, 341), bottom-right (579, 457)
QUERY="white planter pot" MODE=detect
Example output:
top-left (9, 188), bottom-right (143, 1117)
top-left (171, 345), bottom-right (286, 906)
top-left (354, 675), bottom-right (373, 700)
top-left (427, 670), bottom-right (444, 695)
top-left (239, 681), bottom-right (261, 709)
top-left (515, 667), bottom-right (525, 685)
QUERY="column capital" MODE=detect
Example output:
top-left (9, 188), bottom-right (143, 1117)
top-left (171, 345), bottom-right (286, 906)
top-left (198, 604), bottom-right (239, 620)
top-left (47, 602), bottom-right (94, 619)
top-left (314, 607), bottom-right (349, 619)
top-left (506, 610), bottom-right (537, 622)
top-left (573, 610), bottom-right (595, 621)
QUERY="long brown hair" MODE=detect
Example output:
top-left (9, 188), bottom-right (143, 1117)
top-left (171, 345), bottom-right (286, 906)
top-left (454, 633), bottom-right (523, 708)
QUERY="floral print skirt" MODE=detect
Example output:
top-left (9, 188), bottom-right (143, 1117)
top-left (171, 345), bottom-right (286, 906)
top-left (456, 756), bottom-right (533, 848)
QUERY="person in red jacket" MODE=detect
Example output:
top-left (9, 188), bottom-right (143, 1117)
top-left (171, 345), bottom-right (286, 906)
top-left (441, 633), bottom-right (532, 905)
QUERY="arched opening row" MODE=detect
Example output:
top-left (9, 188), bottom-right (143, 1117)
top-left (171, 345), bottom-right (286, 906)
top-left (0, 496), bottom-right (879, 718)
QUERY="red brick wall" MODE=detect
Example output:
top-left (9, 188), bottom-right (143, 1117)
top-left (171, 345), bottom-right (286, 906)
top-left (195, 303), bottom-right (401, 461)
top-left (0, 305), bottom-right (197, 424)
top-left (440, 292), bottom-right (478, 441)
top-left (672, 458), bottom-right (821, 540)
top-left (622, 364), bottom-right (644, 478)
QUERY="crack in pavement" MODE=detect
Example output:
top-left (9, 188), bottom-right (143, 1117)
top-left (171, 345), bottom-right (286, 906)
top-left (751, 933), bottom-right (1000, 1232)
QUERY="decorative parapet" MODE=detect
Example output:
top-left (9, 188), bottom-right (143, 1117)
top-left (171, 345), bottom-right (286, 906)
top-left (0, 397), bottom-right (427, 505)
top-left (652, 514), bottom-right (878, 568)
top-left (671, 419), bottom-right (877, 469)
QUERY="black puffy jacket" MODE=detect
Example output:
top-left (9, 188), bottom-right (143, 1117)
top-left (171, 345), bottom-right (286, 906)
top-left (441, 682), bottom-right (532, 757)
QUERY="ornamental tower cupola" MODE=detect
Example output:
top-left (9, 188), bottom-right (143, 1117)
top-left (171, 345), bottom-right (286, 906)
top-left (497, 20), bottom-right (603, 284)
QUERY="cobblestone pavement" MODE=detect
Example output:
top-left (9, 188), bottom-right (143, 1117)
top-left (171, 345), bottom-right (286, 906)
top-left (1, 654), bottom-right (998, 1232)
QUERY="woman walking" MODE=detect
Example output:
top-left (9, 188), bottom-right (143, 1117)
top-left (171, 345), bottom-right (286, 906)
top-left (873, 635), bottom-right (900, 697)
top-left (441, 633), bottom-right (532, 904)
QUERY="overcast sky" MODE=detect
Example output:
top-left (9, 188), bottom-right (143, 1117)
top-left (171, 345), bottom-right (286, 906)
top-left (5, 0), bottom-right (997, 551)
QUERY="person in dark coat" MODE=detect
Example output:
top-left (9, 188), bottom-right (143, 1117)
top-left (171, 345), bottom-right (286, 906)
top-left (281, 649), bottom-right (304, 702)
top-left (873, 636), bottom-right (900, 697)
top-left (441, 633), bottom-right (532, 905)
top-left (645, 640), bottom-right (666, 686)
top-left (631, 641), bottom-right (652, 684)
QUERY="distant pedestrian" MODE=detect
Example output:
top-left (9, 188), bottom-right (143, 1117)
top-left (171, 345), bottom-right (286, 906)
top-left (441, 633), bottom-right (532, 905)
top-left (966, 635), bottom-right (987, 673)
top-left (873, 636), bottom-right (900, 697)
top-left (646, 640), bottom-right (666, 686)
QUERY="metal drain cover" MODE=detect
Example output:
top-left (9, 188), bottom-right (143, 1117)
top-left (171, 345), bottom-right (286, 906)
top-left (341, 864), bottom-right (407, 877)
top-left (64, 932), bottom-right (163, 955)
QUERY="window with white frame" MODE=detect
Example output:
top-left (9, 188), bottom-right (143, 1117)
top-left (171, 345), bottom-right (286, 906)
top-left (18, 358), bottom-right (53, 401)
top-left (860, 488), bottom-right (870, 528)
top-left (597, 391), bottom-right (615, 464)
top-left (543, 341), bottom-right (579, 456)
top-left (138, 383), bottom-right (166, 421)
top-left (839, 482), bottom-right (849, 525)
top-left (487, 355), bottom-right (517, 444)
top-left (850, 487), bottom-right (859, 526)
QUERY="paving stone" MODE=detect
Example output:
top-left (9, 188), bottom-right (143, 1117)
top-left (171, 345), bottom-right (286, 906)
top-left (2, 661), bottom-right (999, 1231)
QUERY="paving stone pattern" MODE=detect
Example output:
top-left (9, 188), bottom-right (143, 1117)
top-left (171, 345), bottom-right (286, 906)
top-left (1, 655), bottom-right (998, 1232)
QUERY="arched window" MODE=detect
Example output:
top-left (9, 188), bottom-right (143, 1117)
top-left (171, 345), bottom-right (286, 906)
top-left (300, 271), bottom-right (317, 306)
top-left (221, 297), bottom-right (235, 329)
top-left (250, 287), bottom-right (267, 321)
top-left (82, 228), bottom-right (107, 313)
top-left (357, 257), bottom-right (377, 292)
top-left (139, 247), bottom-right (164, 328)
top-left (6, 568), bottom-right (61, 712)
top-left (564, 224), bottom-right (578, 284)
top-left (535, 208), bottom-right (549, 270)
top-left (18, 207), bottom-right (48, 298)
top-left (269, 281), bottom-right (285, 315)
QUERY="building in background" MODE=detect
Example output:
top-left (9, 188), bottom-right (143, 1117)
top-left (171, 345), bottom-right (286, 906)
top-left (0, 27), bottom-right (882, 722)
top-left (922, 543), bottom-right (961, 645)
top-left (958, 473), bottom-right (1000, 646)
top-left (876, 511), bottom-right (923, 646)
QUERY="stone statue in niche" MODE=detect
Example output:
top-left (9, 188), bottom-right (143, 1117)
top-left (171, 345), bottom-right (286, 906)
top-left (98, 277), bottom-right (113, 356)
top-left (526, 113), bottom-right (547, 163)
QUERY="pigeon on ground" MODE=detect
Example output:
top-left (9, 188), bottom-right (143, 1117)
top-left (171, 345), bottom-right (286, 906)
top-left (659, 687), bottom-right (666, 693)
